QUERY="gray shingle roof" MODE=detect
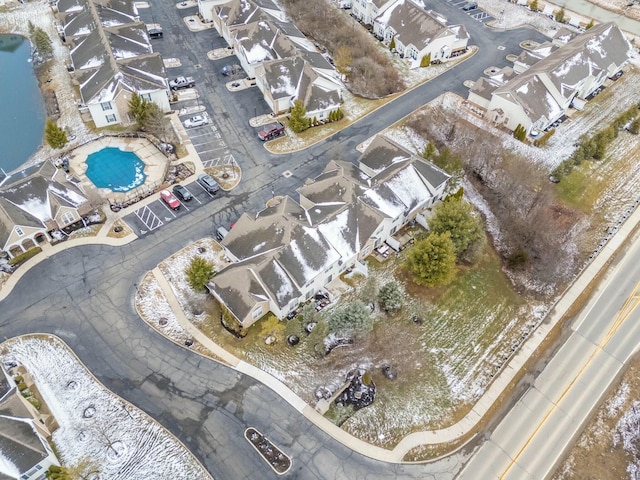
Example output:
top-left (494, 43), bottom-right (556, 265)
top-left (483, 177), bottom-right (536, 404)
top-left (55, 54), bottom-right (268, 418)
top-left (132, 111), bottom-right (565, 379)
top-left (275, 223), bottom-right (340, 288)
top-left (0, 368), bottom-right (49, 478)
top-left (376, 0), bottom-right (447, 48)
top-left (357, 135), bottom-right (412, 175)
top-left (495, 22), bottom-right (630, 125)
top-left (222, 197), bottom-right (309, 260)
top-left (207, 258), bottom-right (270, 321)
top-left (0, 161), bottom-right (91, 239)
top-left (59, 0), bottom-right (166, 104)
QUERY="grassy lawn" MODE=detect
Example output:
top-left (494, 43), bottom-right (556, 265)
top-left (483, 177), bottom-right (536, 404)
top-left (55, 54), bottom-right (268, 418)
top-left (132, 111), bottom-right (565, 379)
top-left (180, 233), bottom-right (536, 450)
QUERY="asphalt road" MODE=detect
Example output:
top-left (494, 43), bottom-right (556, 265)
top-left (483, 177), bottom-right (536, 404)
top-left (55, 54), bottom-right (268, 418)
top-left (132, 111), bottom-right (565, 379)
top-left (457, 235), bottom-right (640, 479)
top-left (1, 6), bottom-right (553, 480)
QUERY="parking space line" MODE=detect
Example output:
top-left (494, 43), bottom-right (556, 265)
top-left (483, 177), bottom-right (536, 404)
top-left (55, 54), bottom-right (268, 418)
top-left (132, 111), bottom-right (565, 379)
top-left (195, 147), bottom-right (225, 156)
top-left (160, 201), bottom-right (178, 217)
top-left (134, 206), bottom-right (163, 231)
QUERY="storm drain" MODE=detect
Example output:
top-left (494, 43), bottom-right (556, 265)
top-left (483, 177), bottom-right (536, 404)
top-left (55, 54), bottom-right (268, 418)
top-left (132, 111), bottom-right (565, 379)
top-left (283, 170), bottom-right (292, 178)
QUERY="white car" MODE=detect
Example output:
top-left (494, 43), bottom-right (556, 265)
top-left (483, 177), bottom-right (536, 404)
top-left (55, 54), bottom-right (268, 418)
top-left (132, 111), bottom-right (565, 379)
top-left (183, 115), bottom-right (208, 128)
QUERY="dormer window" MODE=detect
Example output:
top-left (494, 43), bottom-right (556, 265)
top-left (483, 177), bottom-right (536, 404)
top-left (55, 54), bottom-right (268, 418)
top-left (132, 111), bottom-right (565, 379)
top-left (15, 227), bottom-right (24, 236)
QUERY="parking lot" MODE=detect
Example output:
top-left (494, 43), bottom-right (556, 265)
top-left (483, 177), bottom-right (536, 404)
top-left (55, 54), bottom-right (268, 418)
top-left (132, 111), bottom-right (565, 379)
top-left (448, 0), bottom-right (494, 22)
top-left (125, 180), bottom-right (219, 236)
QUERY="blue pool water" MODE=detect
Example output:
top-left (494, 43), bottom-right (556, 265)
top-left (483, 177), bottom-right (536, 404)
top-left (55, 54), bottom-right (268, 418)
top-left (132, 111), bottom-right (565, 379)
top-left (85, 147), bottom-right (146, 192)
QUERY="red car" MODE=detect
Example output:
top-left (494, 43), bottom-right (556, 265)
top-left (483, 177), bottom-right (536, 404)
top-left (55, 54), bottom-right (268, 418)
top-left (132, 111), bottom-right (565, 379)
top-left (160, 190), bottom-right (181, 210)
top-left (258, 122), bottom-right (285, 141)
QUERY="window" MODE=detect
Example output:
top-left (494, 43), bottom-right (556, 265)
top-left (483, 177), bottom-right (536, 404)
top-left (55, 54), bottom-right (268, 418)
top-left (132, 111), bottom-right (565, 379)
top-left (101, 101), bottom-right (112, 111)
top-left (141, 93), bottom-right (152, 101)
top-left (252, 306), bottom-right (263, 319)
top-left (15, 227), bottom-right (24, 236)
top-left (60, 211), bottom-right (75, 225)
top-left (105, 114), bottom-right (117, 123)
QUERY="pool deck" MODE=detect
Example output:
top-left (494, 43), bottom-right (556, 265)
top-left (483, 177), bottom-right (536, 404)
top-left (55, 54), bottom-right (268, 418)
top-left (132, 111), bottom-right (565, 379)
top-left (68, 136), bottom-right (170, 205)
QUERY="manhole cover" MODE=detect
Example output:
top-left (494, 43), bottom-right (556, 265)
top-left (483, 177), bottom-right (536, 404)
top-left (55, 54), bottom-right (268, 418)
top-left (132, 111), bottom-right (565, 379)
top-left (159, 317), bottom-right (168, 326)
top-left (283, 170), bottom-right (292, 178)
top-left (194, 64), bottom-right (202, 68)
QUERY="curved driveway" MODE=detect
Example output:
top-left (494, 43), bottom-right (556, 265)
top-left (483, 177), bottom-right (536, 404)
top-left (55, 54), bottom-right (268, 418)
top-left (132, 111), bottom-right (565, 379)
top-left (2, 14), bottom-right (550, 480)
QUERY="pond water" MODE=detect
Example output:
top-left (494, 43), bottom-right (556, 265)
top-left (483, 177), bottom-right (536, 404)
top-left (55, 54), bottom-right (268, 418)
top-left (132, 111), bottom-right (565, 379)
top-left (0, 34), bottom-right (46, 174)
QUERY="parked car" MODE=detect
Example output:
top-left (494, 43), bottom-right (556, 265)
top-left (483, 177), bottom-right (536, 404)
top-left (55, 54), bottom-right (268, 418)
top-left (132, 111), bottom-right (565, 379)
top-left (216, 226), bottom-right (229, 241)
top-left (160, 189), bottom-right (181, 210)
top-left (197, 173), bottom-right (220, 194)
top-left (183, 114), bottom-right (209, 128)
top-left (462, 1), bottom-right (477, 9)
top-left (172, 184), bottom-right (192, 201)
top-left (221, 64), bottom-right (242, 76)
top-left (169, 76), bottom-right (195, 90)
top-left (258, 122), bottom-right (285, 141)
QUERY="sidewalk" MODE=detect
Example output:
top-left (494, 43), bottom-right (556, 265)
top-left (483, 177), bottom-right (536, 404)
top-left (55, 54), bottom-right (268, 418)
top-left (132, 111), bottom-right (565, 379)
top-left (151, 267), bottom-right (240, 367)
top-left (142, 199), bottom-right (640, 462)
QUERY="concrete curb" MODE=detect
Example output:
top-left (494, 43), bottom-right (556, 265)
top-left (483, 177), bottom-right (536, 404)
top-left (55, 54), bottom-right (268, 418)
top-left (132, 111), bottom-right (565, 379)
top-left (139, 200), bottom-right (640, 463)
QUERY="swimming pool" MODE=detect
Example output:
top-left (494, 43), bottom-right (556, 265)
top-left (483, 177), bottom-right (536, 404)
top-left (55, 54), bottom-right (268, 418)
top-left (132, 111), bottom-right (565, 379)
top-left (85, 147), bottom-right (147, 192)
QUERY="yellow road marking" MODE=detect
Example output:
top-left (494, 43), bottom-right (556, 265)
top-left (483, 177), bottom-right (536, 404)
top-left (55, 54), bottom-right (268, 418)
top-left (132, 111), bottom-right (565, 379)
top-left (499, 281), bottom-right (640, 479)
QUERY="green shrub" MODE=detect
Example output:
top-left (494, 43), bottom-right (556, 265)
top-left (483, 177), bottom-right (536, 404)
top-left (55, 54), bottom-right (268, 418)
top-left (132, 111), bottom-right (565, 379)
top-left (420, 53), bottom-right (431, 67)
top-left (513, 124), bottom-right (527, 141)
top-left (13, 375), bottom-right (23, 383)
top-left (8, 247), bottom-right (42, 266)
top-left (17, 381), bottom-right (28, 391)
top-left (185, 256), bottom-right (215, 291)
top-left (27, 396), bottom-right (41, 410)
top-left (629, 118), bottom-right (640, 135)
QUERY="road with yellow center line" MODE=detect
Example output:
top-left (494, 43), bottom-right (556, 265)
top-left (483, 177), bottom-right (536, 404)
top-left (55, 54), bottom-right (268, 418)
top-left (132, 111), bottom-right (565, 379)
top-left (458, 252), bottom-right (640, 480)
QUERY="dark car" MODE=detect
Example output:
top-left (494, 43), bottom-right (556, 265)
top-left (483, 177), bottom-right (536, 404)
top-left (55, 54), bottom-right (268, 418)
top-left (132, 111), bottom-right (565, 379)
top-left (258, 122), bottom-right (285, 141)
top-left (197, 173), bottom-right (220, 194)
top-left (462, 1), bottom-right (477, 10)
top-left (172, 184), bottom-right (192, 201)
top-left (221, 64), bottom-right (243, 76)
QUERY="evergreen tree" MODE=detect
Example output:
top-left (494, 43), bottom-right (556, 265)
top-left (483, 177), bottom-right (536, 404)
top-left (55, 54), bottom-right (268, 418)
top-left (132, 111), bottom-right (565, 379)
top-left (46, 466), bottom-right (70, 480)
top-left (328, 301), bottom-right (373, 334)
top-left (28, 21), bottom-right (36, 35)
top-left (45, 119), bottom-right (68, 149)
top-left (288, 99), bottom-right (310, 133)
top-left (378, 281), bottom-right (403, 313)
top-left (128, 93), bottom-right (151, 130)
top-left (555, 7), bottom-right (566, 23)
top-left (185, 256), bottom-right (215, 291)
top-left (428, 197), bottom-right (483, 261)
top-left (513, 124), bottom-right (527, 141)
top-left (405, 232), bottom-right (456, 287)
top-left (420, 53), bottom-right (431, 67)
top-left (33, 28), bottom-right (53, 56)
top-left (585, 19), bottom-right (595, 29)
top-left (360, 275), bottom-right (379, 306)
top-left (421, 140), bottom-right (437, 160)
top-left (389, 36), bottom-right (396, 51)
top-left (529, 0), bottom-right (539, 11)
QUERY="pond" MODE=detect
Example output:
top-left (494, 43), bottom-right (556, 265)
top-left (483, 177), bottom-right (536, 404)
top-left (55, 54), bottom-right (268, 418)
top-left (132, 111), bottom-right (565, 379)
top-left (0, 34), bottom-right (46, 174)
